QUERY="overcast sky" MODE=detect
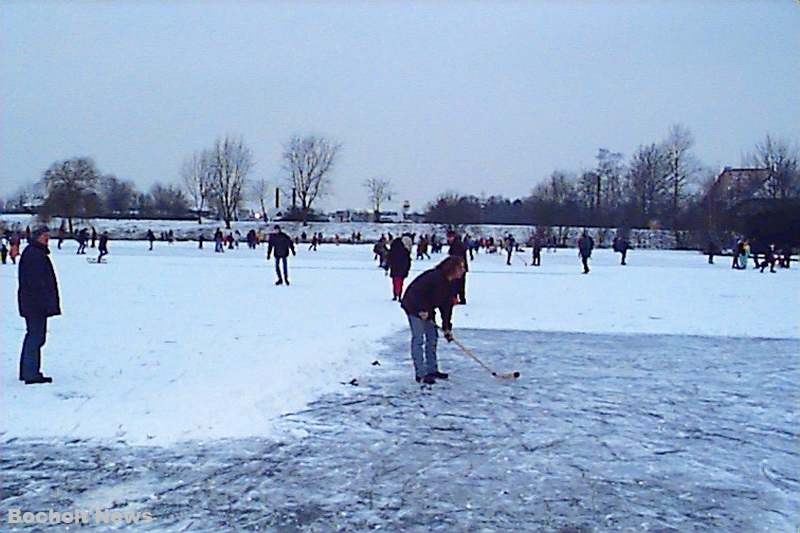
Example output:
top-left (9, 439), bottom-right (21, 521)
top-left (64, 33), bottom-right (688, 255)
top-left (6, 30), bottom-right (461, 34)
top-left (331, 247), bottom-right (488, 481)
top-left (2, 0), bottom-right (798, 211)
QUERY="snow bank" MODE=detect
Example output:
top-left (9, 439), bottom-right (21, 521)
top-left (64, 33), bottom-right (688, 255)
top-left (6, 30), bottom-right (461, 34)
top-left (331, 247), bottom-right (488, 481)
top-left (1, 214), bottom-right (680, 248)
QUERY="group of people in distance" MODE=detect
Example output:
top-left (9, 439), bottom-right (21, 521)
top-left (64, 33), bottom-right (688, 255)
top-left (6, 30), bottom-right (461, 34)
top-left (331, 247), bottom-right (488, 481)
top-left (10, 221), bottom-right (795, 388)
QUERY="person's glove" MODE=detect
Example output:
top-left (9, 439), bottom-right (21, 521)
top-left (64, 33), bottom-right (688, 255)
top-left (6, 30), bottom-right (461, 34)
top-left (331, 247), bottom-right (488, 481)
top-left (267, 254), bottom-right (271, 260)
top-left (418, 311), bottom-right (429, 320)
top-left (443, 330), bottom-right (454, 342)
top-left (292, 250), bottom-right (296, 256)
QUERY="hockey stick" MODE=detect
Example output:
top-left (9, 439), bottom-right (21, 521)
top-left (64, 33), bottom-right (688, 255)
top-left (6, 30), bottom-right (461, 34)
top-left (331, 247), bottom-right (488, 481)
top-left (451, 338), bottom-right (520, 380)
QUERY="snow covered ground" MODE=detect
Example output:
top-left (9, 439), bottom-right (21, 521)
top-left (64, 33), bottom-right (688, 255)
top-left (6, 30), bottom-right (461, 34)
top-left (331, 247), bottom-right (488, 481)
top-left (1, 241), bottom-right (798, 531)
top-left (1, 242), bottom-right (798, 445)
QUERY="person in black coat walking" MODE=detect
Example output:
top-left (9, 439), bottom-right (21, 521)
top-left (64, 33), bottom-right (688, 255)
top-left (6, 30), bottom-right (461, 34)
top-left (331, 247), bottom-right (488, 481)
top-left (401, 256), bottom-right (465, 384)
top-left (531, 236), bottom-right (542, 266)
top-left (388, 236), bottom-right (413, 301)
top-left (146, 229), bottom-right (156, 251)
top-left (613, 235), bottom-right (630, 265)
top-left (267, 225), bottom-right (296, 285)
top-left (97, 231), bottom-right (109, 263)
top-left (447, 231), bottom-right (470, 304)
top-left (577, 231), bottom-right (594, 274)
top-left (76, 228), bottom-right (88, 255)
top-left (18, 226), bottom-right (60, 384)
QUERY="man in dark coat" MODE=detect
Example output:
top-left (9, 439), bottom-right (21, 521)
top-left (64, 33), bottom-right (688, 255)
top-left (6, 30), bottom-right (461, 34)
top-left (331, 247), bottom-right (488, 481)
top-left (18, 226), bottom-right (61, 384)
top-left (577, 231), bottom-right (594, 274)
top-left (447, 231), bottom-right (470, 304)
top-left (267, 225), bottom-right (296, 285)
top-left (146, 229), bottom-right (156, 251)
top-left (613, 235), bottom-right (630, 265)
top-left (531, 236), bottom-right (542, 266)
top-left (760, 244), bottom-right (778, 273)
top-left (388, 236), bottom-right (412, 301)
top-left (97, 231), bottom-right (109, 263)
top-left (76, 228), bottom-right (88, 255)
top-left (401, 256), bottom-right (465, 384)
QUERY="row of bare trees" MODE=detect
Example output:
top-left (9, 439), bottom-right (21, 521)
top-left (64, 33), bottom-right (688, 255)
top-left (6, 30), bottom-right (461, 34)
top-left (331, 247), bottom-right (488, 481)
top-left (9, 134), bottom-right (342, 229)
top-left (427, 129), bottom-right (799, 230)
top-left (180, 135), bottom-right (340, 227)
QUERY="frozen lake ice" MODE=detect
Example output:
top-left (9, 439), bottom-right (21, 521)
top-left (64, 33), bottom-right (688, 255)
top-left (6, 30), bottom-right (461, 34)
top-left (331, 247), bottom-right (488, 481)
top-left (1, 328), bottom-right (797, 531)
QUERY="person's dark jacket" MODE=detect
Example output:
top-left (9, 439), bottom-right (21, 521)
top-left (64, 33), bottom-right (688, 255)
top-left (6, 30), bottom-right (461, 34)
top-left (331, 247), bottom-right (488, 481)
top-left (448, 236), bottom-right (469, 272)
top-left (18, 240), bottom-right (61, 318)
top-left (401, 267), bottom-right (455, 330)
top-left (578, 235), bottom-right (595, 257)
top-left (267, 231), bottom-right (296, 258)
top-left (388, 238), bottom-right (411, 278)
top-left (99, 234), bottom-right (109, 252)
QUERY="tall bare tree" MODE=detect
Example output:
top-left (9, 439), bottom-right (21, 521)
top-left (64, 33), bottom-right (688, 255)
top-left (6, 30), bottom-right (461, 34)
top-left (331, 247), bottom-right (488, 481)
top-left (364, 177), bottom-right (393, 222)
top-left (41, 157), bottom-right (101, 232)
top-left (210, 136), bottom-right (253, 229)
top-left (746, 134), bottom-right (799, 199)
top-left (596, 148), bottom-right (625, 210)
top-left (181, 150), bottom-right (213, 223)
top-left (661, 124), bottom-right (697, 228)
top-left (282, 135), bottom-right (340, 224)
top-left (626, 143), bottom-right (667, 219)
top-left (250, 177), bottom-right (271, 222)
top-left (578, 170), bottom-right (600, 210)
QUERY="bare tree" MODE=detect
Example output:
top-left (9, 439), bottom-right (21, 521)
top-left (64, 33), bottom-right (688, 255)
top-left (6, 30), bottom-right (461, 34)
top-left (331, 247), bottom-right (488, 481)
top-left (661, 124), bottom-right (697, 228)
top-left (364, 177), bottom-right (393, 222)
top-left (210, 136), bottom-right (253, 229)
top-left (149, 183), bottom-right (189, 217)
top-left (282, 135), bottom-right (340, 224)
top-left (41, 157), bottom-right (101, 232)
top-left (100, 175), bottom-right (137, 215)
top-left (181, 150), bottom-right (213, 223)
top-left (533, 171), bottom-right (578, 205)
top-left (746, 134), bottom-right (799, 199)
top-left (578, 170), bottom-right (600, 210)
top-left (250, 177), bottom-right (271, 222)
top-left (626, 143), bottom-right (668, 220)
top-left (596, 148), bottom-right (625, 210)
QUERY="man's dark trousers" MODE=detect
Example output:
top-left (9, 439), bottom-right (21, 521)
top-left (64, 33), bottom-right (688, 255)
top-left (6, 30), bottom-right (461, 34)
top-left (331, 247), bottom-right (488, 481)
top-left (275, 256), bottom-right (289, 282)
top-left (20, 315), bottom-right (47, 380)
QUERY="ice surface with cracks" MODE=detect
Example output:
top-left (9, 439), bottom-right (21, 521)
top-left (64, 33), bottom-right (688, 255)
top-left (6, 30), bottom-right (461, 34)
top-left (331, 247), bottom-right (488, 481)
top-left (1, 329), bottom-right (797, 531)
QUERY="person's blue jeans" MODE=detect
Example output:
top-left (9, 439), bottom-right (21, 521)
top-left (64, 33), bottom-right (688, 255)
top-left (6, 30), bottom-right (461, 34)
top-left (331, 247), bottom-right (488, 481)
top-left (20, 315), bottom-right (47, 380)
top-left (274, 256), bottom-right (289, 282)
top-left (407, 313), bottom-right (438, 378)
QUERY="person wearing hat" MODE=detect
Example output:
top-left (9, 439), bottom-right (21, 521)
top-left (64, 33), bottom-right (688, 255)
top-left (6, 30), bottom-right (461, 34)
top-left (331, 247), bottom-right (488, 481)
top-left (267, 225), bottom-right (296, 285)
top-left (17, 225), bottom-right (61, 384)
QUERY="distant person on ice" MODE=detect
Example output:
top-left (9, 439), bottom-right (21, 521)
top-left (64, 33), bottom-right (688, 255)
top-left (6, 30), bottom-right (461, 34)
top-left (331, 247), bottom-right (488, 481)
top-left (267, 225), bottom-right (296, 285)
top-left (97, 231), bottom-right (109, 263)
top-left (447, 230), bottom-right (469, 304)
top-left (400, 256), bottom-right (465, 384)
top-left (531, 235), bottom-right (542, 266)
top-left (388, 235), bottom-right (412, 301)
top-left (17, 226), bottom-right (60, 385)
top-left (0, 235), bottom-right (8, 264)
top-left (577, 230), bottom-right (594, 274)
top-left (613, 235), bottom-right (629, 265)
top-left (76, 228), bottom-right (88, 255)
top-left (146, 229), bottom-right (156, 251)
top-left (505, 234), bottom-right (516, 266)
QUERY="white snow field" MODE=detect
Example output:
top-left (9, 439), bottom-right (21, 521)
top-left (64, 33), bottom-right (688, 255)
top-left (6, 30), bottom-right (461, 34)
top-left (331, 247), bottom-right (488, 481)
top-left (1, 241), bottom-right (798, 445)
